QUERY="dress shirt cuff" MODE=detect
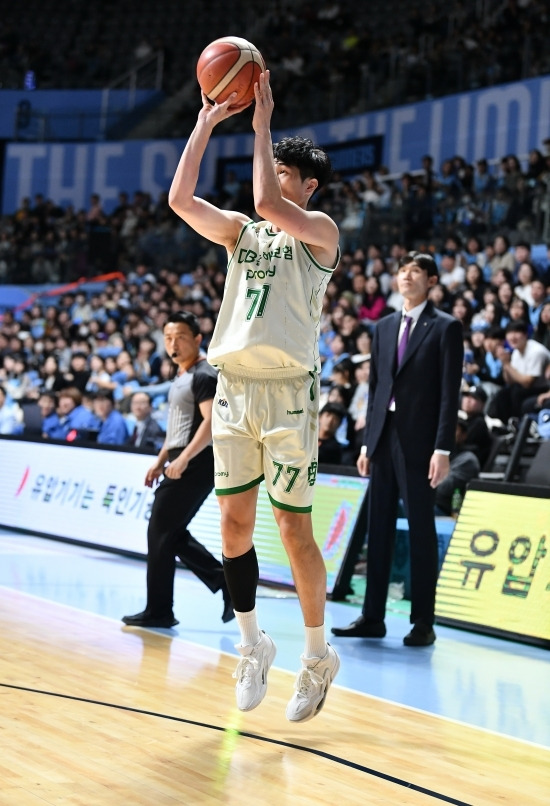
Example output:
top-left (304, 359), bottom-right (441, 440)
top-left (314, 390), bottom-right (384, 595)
top-left (360, 445), bottom-right (368, 456)
top-left (434, 449), bottom-right (451, 456)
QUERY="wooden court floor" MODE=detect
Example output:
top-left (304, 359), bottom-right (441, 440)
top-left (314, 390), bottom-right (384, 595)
top-left (1, 588), bottom-right (548, 806)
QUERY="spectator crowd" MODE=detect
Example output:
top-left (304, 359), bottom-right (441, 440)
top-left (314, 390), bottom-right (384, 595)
top-left (1, 147), bottom-right (550, 488)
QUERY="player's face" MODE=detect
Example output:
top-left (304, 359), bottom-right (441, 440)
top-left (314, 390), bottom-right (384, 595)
top-left (397, 261), bottom-right (437, 309)
top-left (274, 162), bottom-right (310, 204)
top-left (163, 322), bottom-right (200, 366)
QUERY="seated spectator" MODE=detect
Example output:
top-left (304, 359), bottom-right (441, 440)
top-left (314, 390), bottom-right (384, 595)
top-left (488, 234), bottom-right (515, 278)
top-left (93, 390), bottom-right (130, 445)
top-left (37, 355), bottom-right (66, 394)
top-left (0, 385), bottom-right (24, 435)
top-left (507, 295), bottom-right (532, 335)
top-left (427, 281), bottom-right (453, 313)
top-left (324, 383), bottom-right (356, 460)
top-left (459, 385), bottom-right (492, 467)
top-left (43, 387), bottom-right (100, 441)
top-left (488, 320), bottom-right (550, 423)
top-left (520, 369), bottom-right (550, 418)
top-left (104, 350), bottom-right (141, 402)
top-left (62, 350), bottom-right (91, 392)
top-left (529, 280), bottom-right (549, 331)
top-left (1, 354), bottom-right (38, 401)
top-left (451, 294), bottom-right (474, 333)
top-left (328, 357), bottom-right (355, 397)
top-left (348, 353), bottom-right (370, 462)
top-left (462, 263), bottom-right (488, 308)
top-left (85, 354), bottom-right (113, 393)
top-left (358, 276), bottom-right (387, 324)
top-left (133, 335), bottom-right (161, 383)
top-left (320, 332), bottom-right (350, 386)
top-left (127, 391), bottom-right (165, 452)
top-left (438, 250), bottom-right (466, 293)
top-left (477, 325), bottom-right (506, 401)
top-left (318, 402), bottom-right (346, 465)
top-left (351, 324), bottom-right (372, 357)
top-left (513, 261), bottom-right (538, 305)
top-left (37, 391), bottom-right (58, 437)
top-left (434, 416), bottom-right (480, 516)
top-left (495, 281), bottom-right (515, 327)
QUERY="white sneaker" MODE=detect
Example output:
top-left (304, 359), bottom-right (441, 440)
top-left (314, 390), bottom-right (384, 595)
top-left (286, 644), bottom-right (340, 723)
top-left (233, 631), bottom-right (277, 712)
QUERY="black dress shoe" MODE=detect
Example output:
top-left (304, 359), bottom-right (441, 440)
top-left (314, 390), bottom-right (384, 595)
top-left (221, 585), bottom-right (235, 623)
top-left (403, 624), bottom-right (436, 646)
top-left (331, 615), bottom-right (386, 638)
top-left (122, 610), bottom-right (179, 628)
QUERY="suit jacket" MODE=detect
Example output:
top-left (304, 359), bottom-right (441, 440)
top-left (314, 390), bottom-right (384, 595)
top-left (135, 415), bottom-right (165, 451)
top-left (364, 301), bottom-right (463, 467)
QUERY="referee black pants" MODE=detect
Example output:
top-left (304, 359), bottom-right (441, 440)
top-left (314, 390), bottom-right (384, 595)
top-left (145, 447), bottom-right (223, 618)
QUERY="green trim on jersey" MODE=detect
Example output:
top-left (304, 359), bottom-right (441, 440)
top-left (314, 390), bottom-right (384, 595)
top-left (299, 240), bottom-right (338, 273)
top-left (267, 491), bottom-right (313, 513)
top-left (215, 474), bottom-right (265, 496)
top-left (227, 219), bottom-right (256, 271)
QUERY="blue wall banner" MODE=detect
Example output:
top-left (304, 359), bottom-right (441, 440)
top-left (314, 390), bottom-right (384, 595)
top-left (0, 89), bottom-right (158, 141)
top-left (3, 75), bottom-right (550, 215)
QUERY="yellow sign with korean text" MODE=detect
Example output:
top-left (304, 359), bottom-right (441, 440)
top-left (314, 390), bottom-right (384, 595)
top-left (436, 486), bottom-right (550, 646)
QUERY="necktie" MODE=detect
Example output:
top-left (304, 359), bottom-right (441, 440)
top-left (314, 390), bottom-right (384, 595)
top-left (389, 315), bottom-right (412, 409)
top-left (131, 425), bottom-right (138, 444)
top-left (397, 315), bottom-right (413, 366)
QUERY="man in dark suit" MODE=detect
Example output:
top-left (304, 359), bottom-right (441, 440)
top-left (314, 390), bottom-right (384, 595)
top-left (332, 252), bottom-right (463, 646)
top-left (129, 391), bottom-right (165, 452)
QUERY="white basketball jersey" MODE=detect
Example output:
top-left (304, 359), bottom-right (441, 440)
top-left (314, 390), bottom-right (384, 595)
top-left (207, 221), bottom-right (336, 375)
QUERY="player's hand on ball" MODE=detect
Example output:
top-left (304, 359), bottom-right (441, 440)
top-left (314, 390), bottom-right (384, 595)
top-left (198, 89), bottom-right (250, 125)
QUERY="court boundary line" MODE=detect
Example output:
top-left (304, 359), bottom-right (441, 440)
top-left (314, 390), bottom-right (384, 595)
top-left (1, 583), bottom-right (549, 752)
top-left (0, 681), bottom-right (471, 805)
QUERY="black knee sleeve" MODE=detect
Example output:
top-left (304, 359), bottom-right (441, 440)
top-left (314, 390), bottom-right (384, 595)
top-left (222, 546), bottom-right (259, 612)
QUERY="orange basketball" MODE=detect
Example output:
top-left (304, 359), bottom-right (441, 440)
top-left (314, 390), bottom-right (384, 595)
top-left (196, 36), bottom-right (266, 108)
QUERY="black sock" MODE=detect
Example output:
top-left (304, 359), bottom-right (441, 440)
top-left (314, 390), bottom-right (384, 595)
top-left (222, 546), bottom-right (259, 612)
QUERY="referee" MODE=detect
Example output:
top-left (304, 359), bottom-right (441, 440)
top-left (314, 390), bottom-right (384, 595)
top-left (122, 312), bottom-right (233, 628)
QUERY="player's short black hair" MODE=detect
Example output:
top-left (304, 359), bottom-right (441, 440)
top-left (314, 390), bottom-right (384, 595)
top-left (398, 251), bottom-right (439, 279)
top-left (273, 136), bottom-right (332, 192)
top-left (164, 311), bottom-right (200, 337)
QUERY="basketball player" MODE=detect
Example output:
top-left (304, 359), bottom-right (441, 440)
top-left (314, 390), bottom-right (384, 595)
top-left (168, 71), bottom-right (340, 722)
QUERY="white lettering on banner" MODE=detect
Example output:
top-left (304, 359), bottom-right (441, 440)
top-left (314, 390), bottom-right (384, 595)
top-left (429, 101), bottom-right (445, 170)
top-left (456, 96), bottom-right (471, 164)
top-left (374, 112), bottom-right (386, 137)
top-left (390, 107), bottom-right (417, 174)
top-left (4, 76), bottom-right (550, 215)
top-left (474, 84), bottom-right (532, 162)
top-left (9, 144), bottom-right (47, 203)
top-left (537, 80), bottom-right (550, 149)
top-left (49, 144), bottom-right (88, 211)
top-left (140, 141), bottom-right (180, 200)
top-left (93, 143), bottom-right (125, 208)
top-left (0, 440), bottom-right (156, 554)
top-left (356, 115), bottom-right (369, 139)
top-left (329, 119), bottom-right (358, 141)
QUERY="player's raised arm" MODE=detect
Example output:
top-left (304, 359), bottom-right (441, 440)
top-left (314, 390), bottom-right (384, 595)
top-left (168, 91), bottom-right (249, 250)
top-left (252, 71), bottom-right (339, 264)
